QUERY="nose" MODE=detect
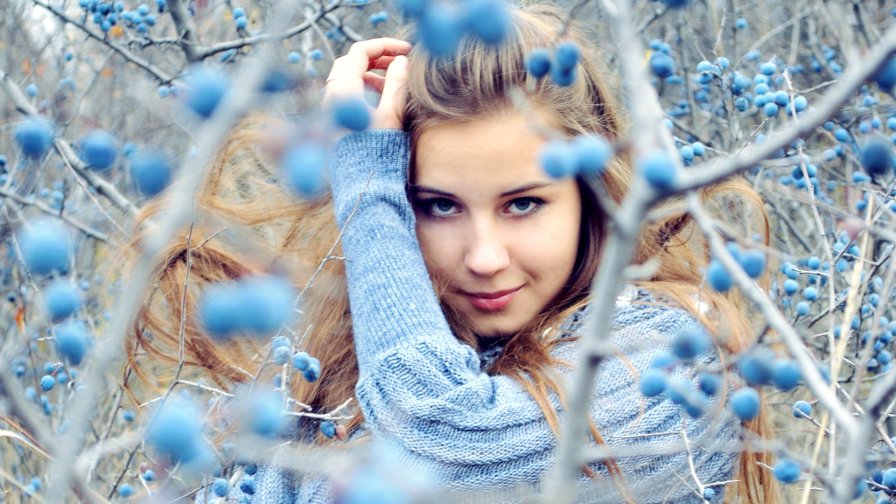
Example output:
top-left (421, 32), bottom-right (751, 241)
top-left (463, 219), bottom-right (510, 277)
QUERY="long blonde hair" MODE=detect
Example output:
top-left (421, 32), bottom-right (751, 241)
top-left (123, 3), bottom-right (778, 501)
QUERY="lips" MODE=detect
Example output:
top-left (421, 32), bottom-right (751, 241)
top-left (468, 287), bottom-right (520, 299)
top-left (462, 286), bottom-right (522, 312)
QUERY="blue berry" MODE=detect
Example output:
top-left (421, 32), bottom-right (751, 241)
top-left (638, 152), bottom-right (677, 192)
top-left (199, 275), bottom-right (294, 338)
top-left (665, 377), bottom-right (690, 405)
top-left (861, 138), bottom-right (893, 175)
top-left (738, 349), bottom-right (774, 386)
top-left (706, 260), bottom-right (732, 292)
top-left (239, 275), bottom-right (294, 335)
top-left (260, 69), bottom-right (294, 94)
top-left (142, 469), bottom-right (156, 482)
top-left (525, 49), bottom-right (551, 78)
top-left (739, 250), bottom-right (766, 278)
top-left (320, 420), bottom-right (337, 439)
top-left (282, 143), bottom-right (327, 198)
top-left (771, 359), bottom-right (801, 391)
top-left (130, 150), bottom-right (172, 197)
top-left (54, 321), bottom-right (91, 365)
top-left (273, 346), bottom-right (291, 365)
top-left (118, 483), bottom-right (134, 498)
top-left (303, 358), bottom-right (321, 382)
top-left (773, 90), bottom-right (789, 106)
top-left (199, 283), bottom-right (243, 338)
top-left (20, 220), bottom-right (71, 276)
top-left (15, 117), bottom-right (55, 159)
top-left (671, 325), bottom-right (710, 360)
top-left (212, 478), bottom-right (229, 497)
top-left (883, 468), bottom-right (896, 489)
top-left (773, 458), bottom-right (800, 484)
top-left (730, 387), bottom-right (760, 420)
top-left (696, 60), bottom-right (715, 73)
top-left (792, 400), bottom-right (812, 418)
top-left (248, 390), bottom-right (285, 437)
top-left (79, 130), bottom-right (118, 170)
top-left (639, 368), bottom-right (667, 397)
top-left (292, 351), bottom-right (312, 371)
top-left (417, 4), bottom-right (462, 58)
top-left (40, 375), bottom-right (55, 391)
top-left (554, 41), bottom-right (580, 71)
top-left (759, 62), bottom-right (777, 75)
top-left (465, 0), bottom-right (508, 44)
top-left (330, 95), bottom-right (371, 131)
top-left (44, 281), bottom-right (81, 322)
top-left (649, 52), bottom-right (675, 78)
top-left (572, 134), bottom-right (612, 176)
top-left (783, 279), bottom-right (799, 296)
top-left (239, 479), bottom-right (256, 495)
top-left (802, 286), bottom-right (818, 301)
top-left (715, 57), bottom-right (729, 71)
top-left (539, 141), bottom-right (577, 179)
top-left (698, 372), bottom-right (721, 396)
top-left (146, 399), bottom-right (203, 463)
top-left (184, 67), bottom-right (230, 119)
top-left (550, 65), bottom-right (576, 87)
top-left (874, 56), bottom-right (896, 91)
top-left (368, 11), bottom-right (388, 25)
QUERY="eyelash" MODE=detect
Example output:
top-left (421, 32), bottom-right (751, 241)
top-left (416, 197), bottom-right (546, 219)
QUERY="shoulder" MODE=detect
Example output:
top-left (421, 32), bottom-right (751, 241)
top-left (555, 284), bottom-right (702, 346)
top-left (550, 285), bottom-right (713, 388)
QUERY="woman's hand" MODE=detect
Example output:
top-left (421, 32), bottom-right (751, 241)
top-left (323, 38), bottom-right (412, 131)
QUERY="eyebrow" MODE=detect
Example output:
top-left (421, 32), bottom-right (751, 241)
top-left (410, 182), bottom-right (554, 198)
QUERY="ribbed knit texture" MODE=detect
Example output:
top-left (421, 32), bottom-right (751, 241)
top-left (198, 130), bottom-right (742, 503)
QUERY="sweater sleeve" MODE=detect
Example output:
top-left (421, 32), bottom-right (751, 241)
top-left (328, 130), bottom-right (741, 502)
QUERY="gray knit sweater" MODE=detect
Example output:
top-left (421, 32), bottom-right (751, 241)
top-left (198, 130), bottom-right (741, 503)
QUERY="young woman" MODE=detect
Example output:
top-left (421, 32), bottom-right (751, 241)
top-left (126, 3), bottom-right (778, 502)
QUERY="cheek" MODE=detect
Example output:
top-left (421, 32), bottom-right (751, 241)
top-left (528, 205), bottom-right (581, 265)
top-left (415, 222), bottom-right (455, 275)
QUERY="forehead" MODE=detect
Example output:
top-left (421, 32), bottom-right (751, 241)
top-left (413, 112), bottom-right (554, 190)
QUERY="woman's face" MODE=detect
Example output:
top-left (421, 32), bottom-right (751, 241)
top-left (412, 111), bottom-right (583, 338)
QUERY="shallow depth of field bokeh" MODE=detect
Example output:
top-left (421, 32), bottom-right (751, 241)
top-left (5, 0), bottom-right (896, 502)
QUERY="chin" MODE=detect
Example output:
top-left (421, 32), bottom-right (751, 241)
top-left (470, 317), bottom-right (525, 339)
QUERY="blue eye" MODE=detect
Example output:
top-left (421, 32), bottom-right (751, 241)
top-left (507, 197), bottom-right (543, 216)
top-left (423, 198), bottom-right (458, 217)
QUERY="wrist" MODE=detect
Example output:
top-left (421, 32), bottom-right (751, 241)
top-left (331, 129), bottom-right (411, 180)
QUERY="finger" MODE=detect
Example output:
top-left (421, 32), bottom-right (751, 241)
top-left (369, 55), bottom-right (398, 71)
top-left (324, 39), bottom-right (411, 104)
top-left (332, 38), bottom-right (411, 80)
top-left (377, 55), bottom-right (409, 127)
top-left (363, 72), bottom-right (386, 93)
